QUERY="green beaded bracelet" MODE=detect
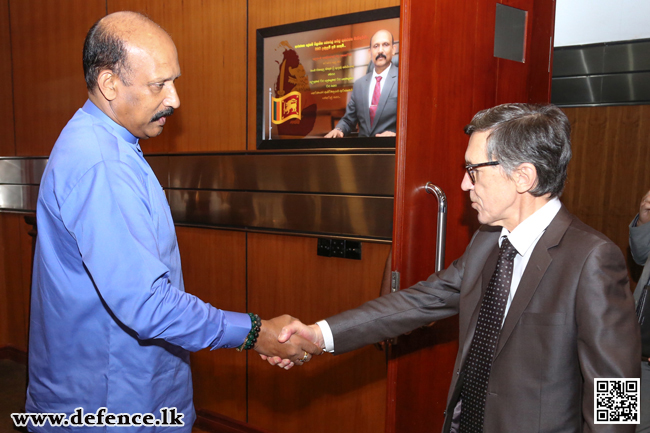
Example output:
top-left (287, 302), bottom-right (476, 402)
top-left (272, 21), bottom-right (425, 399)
top-left (236, 313), bottom-right (261, 351)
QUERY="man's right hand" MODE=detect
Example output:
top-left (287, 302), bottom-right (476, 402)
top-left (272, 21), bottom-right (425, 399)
top-left (639, 190), bottom-right (650, 226)
top-left (253, 315), bottom-right (322, 369)
top-left (324, 128), bottom-right (344, 138)
top-left (260, 318), bottom-right (325, 369)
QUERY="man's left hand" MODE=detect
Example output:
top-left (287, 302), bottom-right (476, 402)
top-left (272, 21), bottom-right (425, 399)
top-left (375, 131), bottom-right (396, 137)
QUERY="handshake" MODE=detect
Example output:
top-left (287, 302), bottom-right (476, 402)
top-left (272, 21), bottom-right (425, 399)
top-left (252, 315), bottom-right (324, 370)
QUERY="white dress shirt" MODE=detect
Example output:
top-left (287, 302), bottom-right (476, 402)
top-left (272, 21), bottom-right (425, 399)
top-left (318, 197), bottom-right (562, 353)
top-left (367, 63), bottom-right (392, 107)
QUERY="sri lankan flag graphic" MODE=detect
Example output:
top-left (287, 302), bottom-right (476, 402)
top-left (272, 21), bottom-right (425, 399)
top-left (273, 42), bottom-right (316, 137)
top-left (271, 91), bottom-right (301, 124)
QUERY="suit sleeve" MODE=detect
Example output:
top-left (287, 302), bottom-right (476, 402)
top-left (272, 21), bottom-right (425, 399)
top-left (630, 214), bottom-right (650, 266)
top-left (335, 82), bottom-right (361, 136)
top-left (575, 240), bottom-right (641, 432)
top-left (326, 232), bottom-right (480, 354)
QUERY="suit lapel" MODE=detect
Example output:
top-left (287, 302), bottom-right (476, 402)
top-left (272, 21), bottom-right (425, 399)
top-left (493, 206), bottom-right (573, 359)
top-left (635, 254), bottom-right (650, 302)
top-left (359, 73), bottom-right (371, 123)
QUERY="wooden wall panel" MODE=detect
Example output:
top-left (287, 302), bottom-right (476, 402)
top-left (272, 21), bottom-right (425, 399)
top-left (247, 233), bottom-right (390, 433)
top-left (0, 213), bottom-right (33, 351)
top-left (107, 0), bottom-right (247, 154)
top-left (0, 0), bottom-right (14, 156)
top-left (247, 0), bottom-right (400, 150)
top-left (11, 0), bottom-right (105, 157)
top-left (175, 227), bottom-right (248, 422)
top-left (390, 1), bottom-right (482, 430)
top-left (562, 105), bottom-right (650, 286)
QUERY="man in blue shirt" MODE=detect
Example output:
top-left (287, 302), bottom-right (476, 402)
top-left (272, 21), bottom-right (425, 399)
top-left (26, 11), bottom-right (318, 432)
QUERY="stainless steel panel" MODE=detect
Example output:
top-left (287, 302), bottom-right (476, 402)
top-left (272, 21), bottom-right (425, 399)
top-left (0, 158), bottom-right (48, 185)
top-left (0, 185), bottom-right (39, 212)
top-left (551, 76), bottom-right (602, 106)
top-left (552, 72), bottom-right (650, 106)
top-left (0, 154), bottom-right (395, 240)
top-left (145, 155), bottom-right (169, 188)
top-left (553, 41), bottom-right (650, 77)
top-left (553, 45), bottom-right (605, 77)
top-left (601, 72), bottom-right (650, 104)
top-left (168, 154), bottom-right (395, 196)
top-left (552, 39), bottom-right (650, 106)
top-left (603, 41), bottom-right (650, 74)
top-left (494, 4), bottom-right (527, 63)
top-left (168, 190), bottom-right (393, 239)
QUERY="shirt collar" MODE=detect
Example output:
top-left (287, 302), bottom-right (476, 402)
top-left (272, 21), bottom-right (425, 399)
top-left (82, 99), bottom-right (139, 145)
top-left (372, 63), bottom-right (391, 81)
top-left (499, 197), bottom-right (562, 255)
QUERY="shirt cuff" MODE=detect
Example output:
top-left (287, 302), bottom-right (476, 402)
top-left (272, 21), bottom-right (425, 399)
top-left (316, 320), bottom-right (335, 353)
top-left (210, 311), bottom-right (251, 350)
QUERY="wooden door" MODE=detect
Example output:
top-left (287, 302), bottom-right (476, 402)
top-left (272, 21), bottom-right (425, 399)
top-left (387, 0), bottom-right (556, 431)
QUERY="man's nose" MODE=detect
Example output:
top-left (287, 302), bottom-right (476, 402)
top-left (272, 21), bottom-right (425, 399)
top-left (461, 171), bottom-right (473, 191)
top-left (165, 83), bottom-right (181, 109)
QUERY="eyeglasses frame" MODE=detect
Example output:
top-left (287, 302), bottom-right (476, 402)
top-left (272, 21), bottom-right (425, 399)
top-left (464, 161), bottom-right (500, 184)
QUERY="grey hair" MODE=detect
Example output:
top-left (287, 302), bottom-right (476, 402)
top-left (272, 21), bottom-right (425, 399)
top-left (464, 103), bottom-right (572, 198)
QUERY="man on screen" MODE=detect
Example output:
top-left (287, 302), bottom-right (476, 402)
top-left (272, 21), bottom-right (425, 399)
top-left (325, 30), bottom-right (398, 138)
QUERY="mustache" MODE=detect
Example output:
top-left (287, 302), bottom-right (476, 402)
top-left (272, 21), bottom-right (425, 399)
top-left (375, 53), bottom-right (387, 61)
top-left (151, 107), bottom-right (174, 122)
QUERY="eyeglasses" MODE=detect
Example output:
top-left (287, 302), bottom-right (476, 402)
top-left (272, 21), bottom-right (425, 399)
top-left (464, 161), bottom-right (500, 184)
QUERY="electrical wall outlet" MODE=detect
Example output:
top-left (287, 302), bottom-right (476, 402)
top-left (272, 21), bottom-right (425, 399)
top-left (316, 238), bottom-right (362, 260)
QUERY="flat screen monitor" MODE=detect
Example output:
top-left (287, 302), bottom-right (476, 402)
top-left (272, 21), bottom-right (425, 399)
top-left (256, 7), bottom-right (400, 149)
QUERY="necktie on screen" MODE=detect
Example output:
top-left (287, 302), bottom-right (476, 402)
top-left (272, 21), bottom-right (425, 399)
top-left (459, 237), bottom-right (518, 433)
top-left (369, 76), bottom-right (382, 126)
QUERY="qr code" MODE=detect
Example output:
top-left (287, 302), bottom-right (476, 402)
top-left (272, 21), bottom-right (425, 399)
top-left (594, 378), bottom-right (640, 424)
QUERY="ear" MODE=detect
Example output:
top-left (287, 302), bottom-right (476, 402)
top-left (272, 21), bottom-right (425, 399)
top-left (513, 162), bottom-right (538, 194)
top-left (96, 69), bottom-right (119, 101)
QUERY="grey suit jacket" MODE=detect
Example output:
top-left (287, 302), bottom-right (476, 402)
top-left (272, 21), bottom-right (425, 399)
top-left (328, 206), bottom-right (640, 433)
top-left (630, 214), bottom-right (650, 302)
top-left (334, 65), bottom-right (398, 137)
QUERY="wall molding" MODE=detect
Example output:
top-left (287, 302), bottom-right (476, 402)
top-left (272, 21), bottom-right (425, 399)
top-left (0, 346), bottom-right (27, 364)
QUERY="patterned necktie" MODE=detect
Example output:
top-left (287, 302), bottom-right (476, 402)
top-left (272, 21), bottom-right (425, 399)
top-left (369, 76), bottom-right (382, 126)
top-left (460, 237), bottom-right (518, 433)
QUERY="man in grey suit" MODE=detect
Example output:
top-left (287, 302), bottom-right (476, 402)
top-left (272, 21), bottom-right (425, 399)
top-left (324, 29), bottom-right (398, 138)
top-left (276, 104), bottom-right (641, 432)
top-left (629, 190), bottom-right (650, 433)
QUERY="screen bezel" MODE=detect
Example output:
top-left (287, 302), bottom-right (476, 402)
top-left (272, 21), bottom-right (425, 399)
top-left (256, 6), bottom-right (400, 150)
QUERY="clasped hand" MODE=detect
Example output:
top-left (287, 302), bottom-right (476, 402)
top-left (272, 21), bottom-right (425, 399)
top-left (256, 316), bottom-right (324, 370)
top-left (253, 315), bottom-right (322, 369)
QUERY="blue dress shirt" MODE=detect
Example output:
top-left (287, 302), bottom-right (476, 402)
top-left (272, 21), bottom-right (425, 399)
top-left (26, 100), bottom-right (251, 432)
